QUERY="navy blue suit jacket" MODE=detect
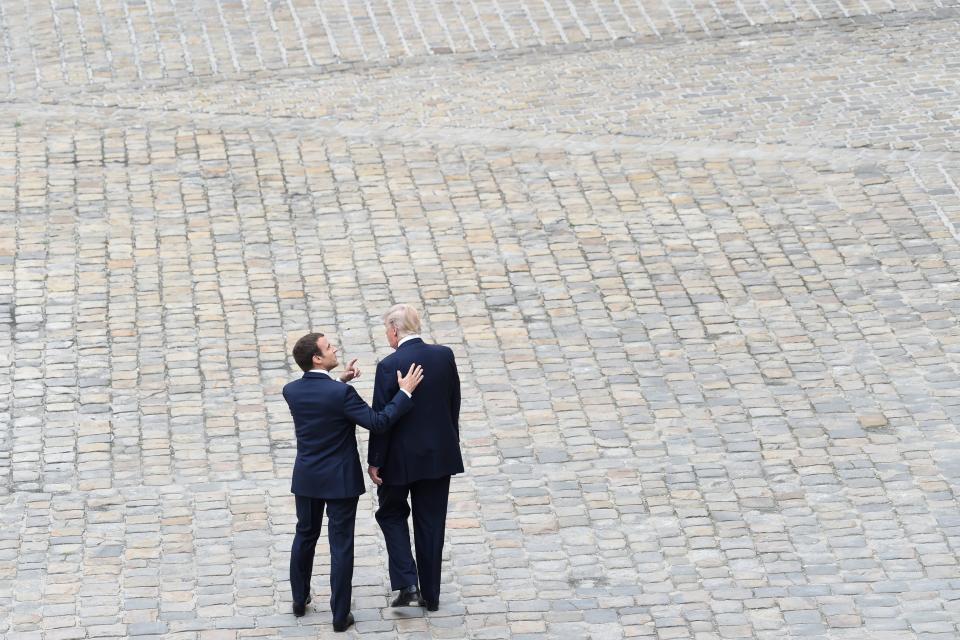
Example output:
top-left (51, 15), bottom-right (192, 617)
top-left (368, 339), bottom-right (463, 485)
top-left (284, 371), bottom-right (413, 499)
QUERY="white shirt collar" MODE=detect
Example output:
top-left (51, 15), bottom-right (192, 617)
top-left (310, 369), bottom-right (334, 378)
top-left (398, 334), bottom-right (421, 347)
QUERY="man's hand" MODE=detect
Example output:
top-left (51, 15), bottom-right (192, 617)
top-left (397, 363), bottom-right (424, 394)
top-left (339, 358), bottom-right (361, 383)
top-left (368, 466), bottom-right (383, 486)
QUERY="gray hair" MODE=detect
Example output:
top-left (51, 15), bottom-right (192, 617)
top-left (383, 304), bottom-right (421, 338)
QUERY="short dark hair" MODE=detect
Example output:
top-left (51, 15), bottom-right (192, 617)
top-left (292, 332), bottom-right (324, 371)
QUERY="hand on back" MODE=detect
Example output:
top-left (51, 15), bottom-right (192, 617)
top-left (397, 363), bottom-right (424, 394)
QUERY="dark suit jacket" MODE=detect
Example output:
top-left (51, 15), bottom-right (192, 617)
top-left (368, 338), bottom-right (463, 485)
top-left (284, 371), bottom-right (413, 499)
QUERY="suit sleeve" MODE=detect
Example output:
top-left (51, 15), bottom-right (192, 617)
top-left (344, 384), bottom-right (412, 435)
top-left (449, 349), bottom-right (461, 439)
top-left (372, 360), bottom-right (389, 411)
top-left (367, 361), bottom-right (394, 465)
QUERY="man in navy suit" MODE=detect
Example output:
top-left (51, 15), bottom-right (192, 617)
top-left (367, 305), bottom-right (463, 611)
top-left (284, 331), bottom-right (423, 632)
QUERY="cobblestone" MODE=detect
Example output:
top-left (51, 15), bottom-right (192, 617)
top-left (1, 1), bottom-right (960, 639)
top-left (4, 0), bottom-right (957, 97)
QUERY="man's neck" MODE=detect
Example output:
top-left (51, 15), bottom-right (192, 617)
top-left (398, 334), bottom-right (421, 348)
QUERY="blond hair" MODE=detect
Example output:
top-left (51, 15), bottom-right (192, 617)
top-left (383, 304), bottom-right (421, 338)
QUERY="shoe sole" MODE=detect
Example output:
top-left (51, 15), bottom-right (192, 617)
top-left (391, 599), bottom-right (419, 607)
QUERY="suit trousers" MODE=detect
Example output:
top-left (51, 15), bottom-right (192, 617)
top-left (290, 494), bottom-right (359, 623)
top-left (375, 476), bottom-right (451, 605)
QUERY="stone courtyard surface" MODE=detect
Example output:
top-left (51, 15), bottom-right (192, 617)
top-left (1, 1), bottom-right (960, 638)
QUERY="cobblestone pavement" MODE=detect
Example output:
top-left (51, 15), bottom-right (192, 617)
top-left (1, 1), bottom-right (960, 639)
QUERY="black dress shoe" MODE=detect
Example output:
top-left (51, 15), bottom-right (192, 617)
top-left (423, 599), bottom-right (439, 612)
top-left (292, 592), bottom-right (312, 617)
top-left (333, 612), bottom-right (354, 632)
top-left (391, 585), bottom-right (421, 607)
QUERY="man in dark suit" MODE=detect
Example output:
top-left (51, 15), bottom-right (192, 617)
top-left (284, 331), bottom-right (424, 632)
top-left (367, 304), bottom-right (463, 612)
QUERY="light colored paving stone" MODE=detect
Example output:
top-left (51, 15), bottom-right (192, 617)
top-left (42, 13), bottom-right (957, 157)
top-left (0, 0), bottom-right (956, 95)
